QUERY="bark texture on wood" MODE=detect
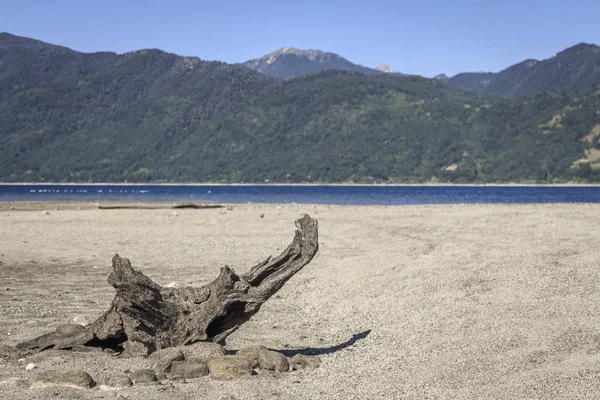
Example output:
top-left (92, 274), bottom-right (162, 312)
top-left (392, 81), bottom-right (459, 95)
top-left (18, 215), bottom-right (318, 356)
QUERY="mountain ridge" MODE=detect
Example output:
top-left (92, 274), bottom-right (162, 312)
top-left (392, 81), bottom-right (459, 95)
top-left (240, 47), bottom-right (384, 78)
top-left (1, 33), bottom-right (599, 184)
top-left (441, 43), bottom-right (600, 96)
top-left (4, 32), bottom-right (599, 97)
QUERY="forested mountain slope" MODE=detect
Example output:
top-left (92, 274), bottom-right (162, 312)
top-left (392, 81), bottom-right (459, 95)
top-left (443, 43), bottom-right (600, 97)
top-left (1, 33), bottom-right (599, 183)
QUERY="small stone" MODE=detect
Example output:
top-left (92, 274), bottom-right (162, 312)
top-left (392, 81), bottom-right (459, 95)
top-left (25, 363), bottom-right (37, 371)
top-left (168, 360), bottom-right (209, 380)
top-left (206, 356), bottom-right (254, 381)
top-left (55, 323), bottom-right (85, 336)
top-left (171, 211), bottom-right (178, 217)
top-left (182, 342), bottom-right (226, 361)
top-left (129, 369), bottom-right (157, 385)
top-left (259, 213), bottom-right (264, 218)
top-left (30, 369), bottom-right (95, 390)
top-left (147, 348), bottom-right (185, 373)
top-left (289, 354), bottom-right (321, 370)
top-left (236, 345), bottom-right (267, 368)
top-left (164, 281), bottom-right (179, 288)
top-left (100, 374), bottom-right (132, 390)
top-left (72, 316), bottom-right (91, 326)
top-left (258, 349), bottom-right (289, 372)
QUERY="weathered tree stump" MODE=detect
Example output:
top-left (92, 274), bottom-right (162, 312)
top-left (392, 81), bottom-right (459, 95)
top-left (18, 215), bottom-right (318, 356)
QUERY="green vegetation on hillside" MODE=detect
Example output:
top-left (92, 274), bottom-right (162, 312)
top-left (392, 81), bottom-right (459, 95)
top-left (445, 43), bottom-right (600, 97)
top-left (1, 33), bottom-right (600, 183)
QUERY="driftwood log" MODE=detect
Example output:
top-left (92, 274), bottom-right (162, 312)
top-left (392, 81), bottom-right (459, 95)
top-left (18, 215), bottom-right (318, 356)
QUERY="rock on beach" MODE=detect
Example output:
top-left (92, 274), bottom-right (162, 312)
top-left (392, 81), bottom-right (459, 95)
top-left (206, 356), bottom-right (254, 381)
top-left (29, 369), bottom-right (95, 390)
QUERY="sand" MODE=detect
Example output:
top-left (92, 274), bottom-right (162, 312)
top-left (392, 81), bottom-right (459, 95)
top-left (1, 201), bottom-right (600, 399)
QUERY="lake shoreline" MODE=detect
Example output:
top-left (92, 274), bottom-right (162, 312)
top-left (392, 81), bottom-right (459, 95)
top-left (2, 184), bottom-right (599, 205)
top-left (1, 182), bottom-right (599, 187)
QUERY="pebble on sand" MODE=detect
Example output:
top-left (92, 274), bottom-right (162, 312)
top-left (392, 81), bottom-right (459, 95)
top-left (99, 374), bottom-right (133, 390)
top-left (29, 369), bottom-right (95, 390)
top-left (206, 356), bottom-right (254, 381)
top-left (257, 349), bottom-right (289, 372)
top-left (235, 345), bottom-right (267, 368)
top-left (147, 348), bottom-right (185, 373)
top-left (129, 369), bottom-right (158, 385)
top-left (237, 345), bottom-right (289, 372)
top-left (168, 360), bottom-right (209, 380)
top-left (25, 363), bottom-right (37, 371)
top-left (289, 354), bottom-right (321, 370)
top-left (181, 342), bottom-right (226, 361)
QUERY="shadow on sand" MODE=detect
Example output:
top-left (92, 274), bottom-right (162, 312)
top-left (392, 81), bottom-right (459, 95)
top-left (235, 329), bottom-right (371, 357)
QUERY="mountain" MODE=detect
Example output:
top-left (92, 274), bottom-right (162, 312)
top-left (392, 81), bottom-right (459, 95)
top-left (445, 43), bottom-right (600, 97)
top-left (376, 64), bottom-right (396, 73)
top-left (1, 33), bottom-right (600, 184)
top-left (240, 47), bottom-right (382, 79)
top-left (243, 43), bottom-right (600, 96)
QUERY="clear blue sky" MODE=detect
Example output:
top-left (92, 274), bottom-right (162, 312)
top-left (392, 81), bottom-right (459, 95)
top-left (2, 0), bottom-right (599, 77)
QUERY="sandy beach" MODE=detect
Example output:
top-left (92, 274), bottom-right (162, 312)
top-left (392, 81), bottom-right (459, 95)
top-left (1, 202), bottom-right (600, 399)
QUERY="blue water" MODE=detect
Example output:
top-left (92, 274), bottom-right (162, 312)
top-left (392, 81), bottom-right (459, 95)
top-left (1, 184), bottom-right (599, 205)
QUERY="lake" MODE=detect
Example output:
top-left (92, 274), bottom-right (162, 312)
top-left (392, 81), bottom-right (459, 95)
top-left (1, 184), bottom-right (599, 205)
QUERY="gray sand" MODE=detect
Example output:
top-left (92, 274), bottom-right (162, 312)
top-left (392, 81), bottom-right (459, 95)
top-left (1, 202), bottom-right (599, 399)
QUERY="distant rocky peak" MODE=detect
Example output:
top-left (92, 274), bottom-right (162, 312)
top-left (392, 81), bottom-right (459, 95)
top-left (242, 47), bottom-right (392, 79)
top-left (272, 47), bottom-right (320, 56)
top-left (266, 47), bottom-right (328, 62)
top-left (376, 63), bottom-right (395, 73)
top-left (434, 74), bottom-right (449, 81)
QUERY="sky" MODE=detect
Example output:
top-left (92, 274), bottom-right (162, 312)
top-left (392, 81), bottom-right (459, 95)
top-left (2, 0), bottom-right (599, 77)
